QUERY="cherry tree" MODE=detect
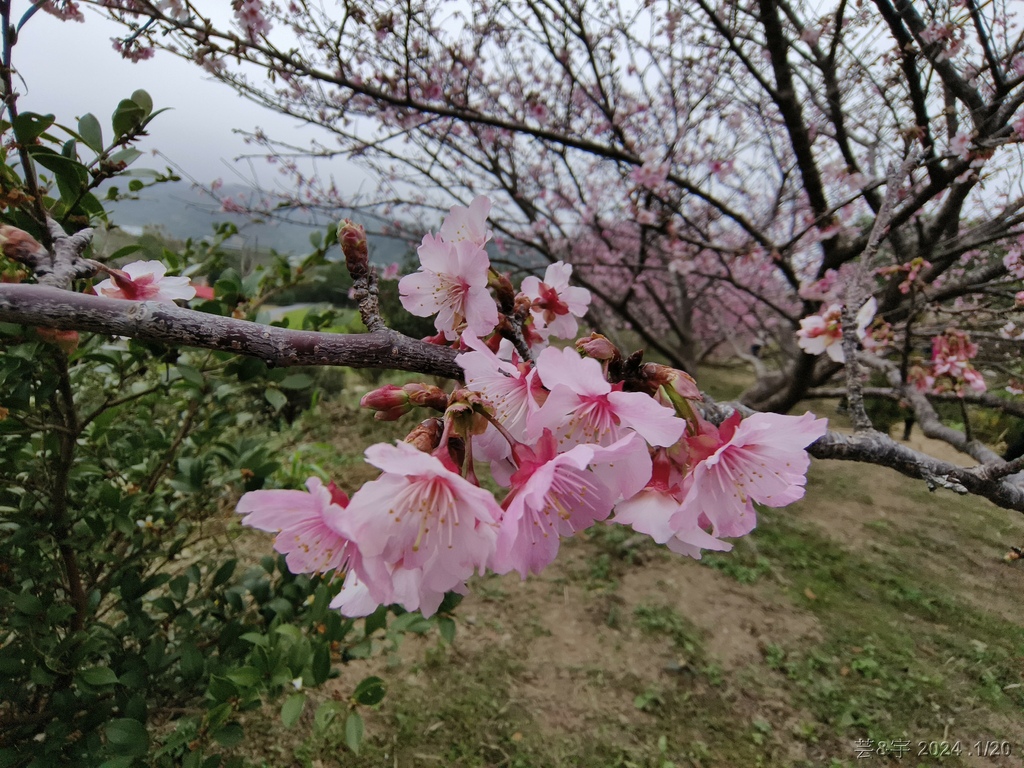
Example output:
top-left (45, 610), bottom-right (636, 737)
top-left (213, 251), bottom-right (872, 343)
top-left (2, 1), bottom-right (1024, 579)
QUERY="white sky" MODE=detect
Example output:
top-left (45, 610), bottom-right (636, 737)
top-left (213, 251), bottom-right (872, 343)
top-left (17, 6), bottom-right (368, 195)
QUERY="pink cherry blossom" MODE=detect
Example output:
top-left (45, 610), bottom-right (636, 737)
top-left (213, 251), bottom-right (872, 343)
top-left (399, 234), bottom-right (498, 340)
top-left (928, 329), bottom-right (986, 395)
top-left (519, 261), bottom-right (592, 339)
top-left (674, 411), bottom-right (827, 539)
top-left (94, 261), bottom-right (197, 303)
top-left (529, 346), bottom-right (686, 448)
top-left (336, 441), bottom-right (502, 617)
top-left (1004, 246), bottom-right (1024, 279)
top-left (236, 478), bottom-right (381, 616)
top-left (796, 298), bottom-right (876, 363)
top-left (438, 196), bottom-right (492, 248)
top-left (457, 333), bottom-right (538, 441)
top-left (612, 451), bottom-right (732, 560)
top-left (629, 151), bottom-right (669, 189)
top-left (950, 132), bottom-right (973, 160)
top-left (492, 431), bottom-right (651, 577)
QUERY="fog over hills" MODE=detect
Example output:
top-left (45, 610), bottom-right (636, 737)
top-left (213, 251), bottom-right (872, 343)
top-left (103, 181), bottom-right (416, 263)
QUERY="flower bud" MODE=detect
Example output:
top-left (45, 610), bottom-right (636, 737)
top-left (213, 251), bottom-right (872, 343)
top-left (404, 418), bottom-right (444, 452)
top-left (360, 384), bottom-right (409, 412)
top-left (404, 382), bottom-right (449, 411)
top-left (0, 225), bottom-right (48, 266)
top-left (373, 405), bottom-right (413, 421)
top-left (338, 219), bottom-right (369, 280)
top-left (643, 363), bottom-right (702, 401)
top-left (576, 333), bottom-right (619, 361)
top-left (35, 328), bottom-right (80, 354)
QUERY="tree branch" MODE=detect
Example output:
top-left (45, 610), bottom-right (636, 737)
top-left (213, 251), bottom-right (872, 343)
top-left (0, 284), bottom-right (463, 380)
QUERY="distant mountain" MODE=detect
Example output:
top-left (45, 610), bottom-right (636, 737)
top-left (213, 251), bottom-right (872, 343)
top-left (102, 180), bottom-right (415, 263)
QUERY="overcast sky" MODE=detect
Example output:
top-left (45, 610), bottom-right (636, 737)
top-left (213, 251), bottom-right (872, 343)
top-left (17, 7), bottom-right (368, 196)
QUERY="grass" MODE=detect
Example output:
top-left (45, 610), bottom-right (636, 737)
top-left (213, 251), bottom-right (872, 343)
top-left (231, 393), bottom-right (1024, 768)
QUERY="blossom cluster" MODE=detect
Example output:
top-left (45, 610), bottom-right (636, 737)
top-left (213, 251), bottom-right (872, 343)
top-left (236, 197), bottom-right (828, 618)
top-left (909, 329), bottom-right (986, 396)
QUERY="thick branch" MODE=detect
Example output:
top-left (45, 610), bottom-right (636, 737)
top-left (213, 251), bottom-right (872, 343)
top-left (809, 430), bottom-right (1024, 512)
top-left (0, 284), bottom-right (463, 379)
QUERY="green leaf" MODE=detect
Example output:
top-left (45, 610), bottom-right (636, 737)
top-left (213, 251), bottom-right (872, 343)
top-left (110, 244), bottom-right (145, 261)
top-left (212, 559), bottom-right (237, 587)
top-left (28, 148), bottom-right (89, 183)
top-left (131, 89), bottom-right (154, 117)
top-left (344, 711), bottom-right (364, 755)
top-left (364, 605), bottom-right (387, 636)
top-left (13, 593), bottom-right (42, 615)
top-left (225, 666), bottom-right (260, 688)
top-left (78, 113), bottom-right (104, 152)
top-left (207, 675), bottom-right (237, 702)
top-left (112, 99), bottom-right (146, 140)
top-left (80, 666), bottom-right (119, 686)
top-left (278, 373), bottom-right (314, 390)
top-left (108, 148), bottom-right (143, 167)
top-left (352, 675), bottom-right (386, 706)
top-left (314, 701), bottom-right (344, 733)
top-left (179, 643), bottom-right (204, 681)
top-left (13, 112), bottom-right (55, 143)
top-left (176, 364), bottom-right (206, 388)
top-left (105, 718), bottom-right (149, 757)
top-left (211, 722), bottom-right (244, 748)
top-left (265, 388), bottom-right (287, 412)
top-left (437, 617), bottom-right (456, 645)
top-left (280, 693), bottom-right (306, 727)
top-left (311, 643), bottom-right (331, 686)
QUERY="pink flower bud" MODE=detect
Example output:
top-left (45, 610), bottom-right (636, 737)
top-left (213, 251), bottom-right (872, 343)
top-left (403, 382), bottom-right (449, 411)
top-left (360, 384), bottom-right (409, 412)
top-left (35, 327), bottom-right (80, 354)
top-left (576, 333), bottom-right (619, 361)
top-left (373, 405), bottom-right (413, 421)
top-left (338, 219), bottom-right (369, 280)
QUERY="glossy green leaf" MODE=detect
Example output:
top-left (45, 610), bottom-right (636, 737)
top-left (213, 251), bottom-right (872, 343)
top-left (13, 112), bottom-right (54, 143)
top-left (278, 373), bottom-right (313, 390)
top-left (130, 89), bottom-right (154, 116)
top-left (211, 722), bottom-right (244, 748)
top-left (80, 666), bottom-right (119, 686)
top-left (112, 99), bottom-right (146, 140)
top-left (352, 675), bottom-right (386, 706)
top-left (78, 113), bottom-right (104, 152)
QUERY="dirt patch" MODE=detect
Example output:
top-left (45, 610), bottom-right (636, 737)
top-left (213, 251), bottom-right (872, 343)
top-left (615, 556), bottom-right (821, 671)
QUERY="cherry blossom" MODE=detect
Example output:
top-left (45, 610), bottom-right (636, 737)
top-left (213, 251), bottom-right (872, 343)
top-left (457, 334), bottom-right (538, 441)
top-left (612, 452), bottom-right (732, 559)
top-left (674, 411), bottom-right (827, 539)
top-left (492, 431), bottom-right (651, 577)
top-left (796, 298), bottom-right (877, 363)
top-left (399, 234), bottom-right (498, 340)
top-left (94, 261), bottom-right (197, 303)
top-left (438, 196), bottom-right (492, 248)
top-left (335, 441), bottom-right (502, 617)
top-left (237, 477), bottom-right (354, 575)
top-left (529, 346), bottom-right (686, 448)
top-left (519, 261), bottom-right (592, 340)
